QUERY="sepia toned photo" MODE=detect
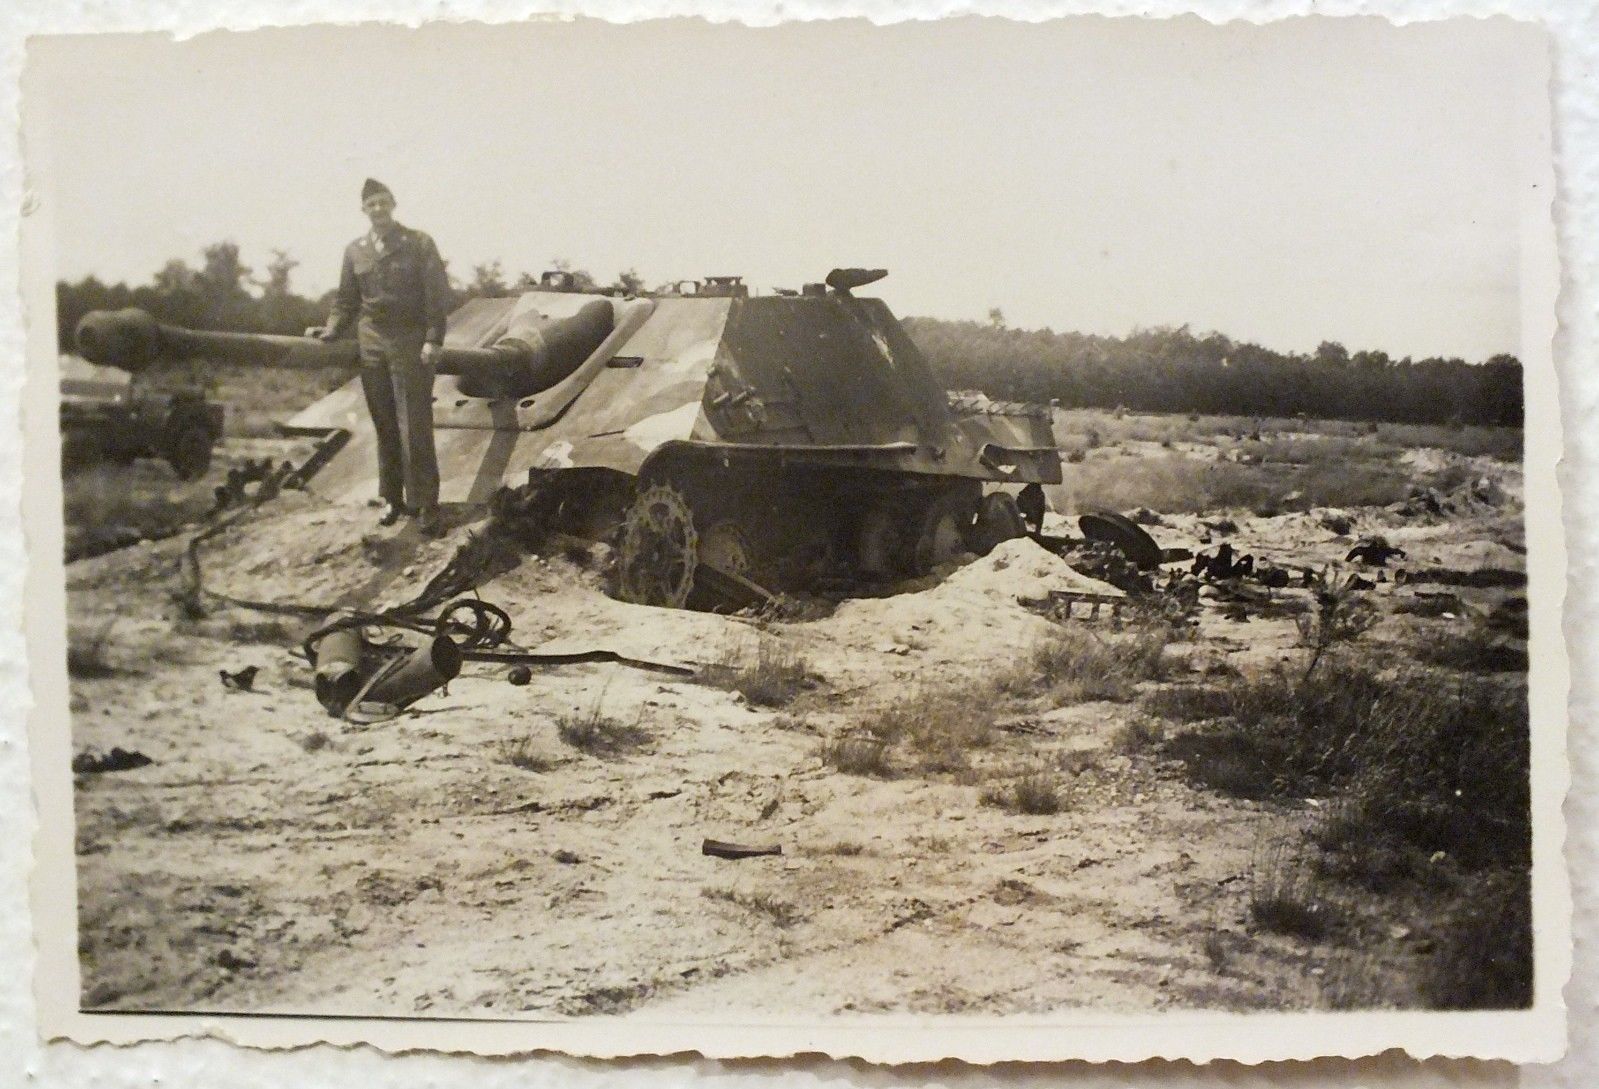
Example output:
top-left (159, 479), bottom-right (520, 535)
top-left (21, 14), bottom-right (1565, 1063)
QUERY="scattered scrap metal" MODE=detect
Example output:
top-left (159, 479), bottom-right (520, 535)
top-left (1024, 508), bottom-right (1396, 624)
top-left (71, 747), bottom-right (153, 774)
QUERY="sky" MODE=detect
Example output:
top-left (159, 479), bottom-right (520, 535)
top-left (25, 16), bottom-right (1546, 361)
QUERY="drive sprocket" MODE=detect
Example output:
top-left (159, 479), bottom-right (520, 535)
top-left (617, 482), bottom-right (699, 607)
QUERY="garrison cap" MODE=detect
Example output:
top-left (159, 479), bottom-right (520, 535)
top-left (362, 178), bottom-right (393, 202)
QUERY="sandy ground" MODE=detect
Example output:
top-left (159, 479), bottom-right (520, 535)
top-left (63, 442), bottom-right (1524, 1019)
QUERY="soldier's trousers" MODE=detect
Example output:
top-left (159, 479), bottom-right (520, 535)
top-left (357, 319), bottom-right (439, 514)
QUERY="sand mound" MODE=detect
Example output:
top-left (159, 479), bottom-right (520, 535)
top-left (934, 537), bottom-right (1125, 603)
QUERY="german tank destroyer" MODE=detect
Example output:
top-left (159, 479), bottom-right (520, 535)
top-left (75, 268), bottom-right (1061, 609)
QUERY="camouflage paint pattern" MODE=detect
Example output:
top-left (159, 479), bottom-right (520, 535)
top-left (284, 287), bottom-right (1060, 505)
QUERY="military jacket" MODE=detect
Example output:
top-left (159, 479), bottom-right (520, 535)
top-left (328, 224), bottom-right (451, 345)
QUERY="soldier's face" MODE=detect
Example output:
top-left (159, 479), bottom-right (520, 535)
top-left (362, 193), bottom-right (396, 228)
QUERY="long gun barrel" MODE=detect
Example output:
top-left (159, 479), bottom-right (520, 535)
top-left (74, 304), bottom-right (615, 400)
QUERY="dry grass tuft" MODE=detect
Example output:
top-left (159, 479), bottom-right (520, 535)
top-left (499, 733), bottom-right (560, 772)
top-left (1249, 844), bottom-right (1339, 941)
top-left (1113, 716), bottom-right (1166, 753)
top-left (980, 767), bottom-right (1064, 815)
top-left (999, 624), bottom-right (1169, 703)
top-left (818, 734), bottom-right (891, 777)
top-left (556, 703), bottom-right (651, 758)
top-left (705, 638), bottom-right (813, 707)
top-left (700, 886), bottom-right (804, 929)
top-left (67, 618), bottom-right (121, 678)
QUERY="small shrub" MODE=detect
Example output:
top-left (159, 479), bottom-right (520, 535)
top-left (706, 638), bottom-right (812, 707)
top-left (299, 730), bottom-right (332, 753)
top-left (1113, 716), bottom-right (1165, 753)
top-left (981, 768), bottom-right (1062, 815)
top-left (1296, 569), bottom-right (1378, 680)
top-left (819, 734), bottom-right (890, 777)
top-left (557, 703), bottom-right (651, 757)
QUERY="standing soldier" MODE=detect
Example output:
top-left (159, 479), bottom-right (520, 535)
top-left (314, 178), bottom-right (451, 534)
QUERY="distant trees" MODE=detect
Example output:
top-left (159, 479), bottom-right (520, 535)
top-left (56, 240), bottom-right (330, 349)
top-left (903, 317), bottom-right (1523, 427)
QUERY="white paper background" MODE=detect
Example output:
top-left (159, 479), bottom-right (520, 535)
top-left (1, 1), bottom-right (1592, 1085)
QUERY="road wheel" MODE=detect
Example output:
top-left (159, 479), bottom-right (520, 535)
top-left (854, 501), bottom-right (910, 578)
top-left (912, 487), bottom-right (979, 574)
top-left (616, 482), bottom-right (699, 607)
top-left (700, 520), bottom-right (755, 578)
top-left (970, 492), bottom-right (1027, 556)
top-left (165, 422), bottom-right (214, 481)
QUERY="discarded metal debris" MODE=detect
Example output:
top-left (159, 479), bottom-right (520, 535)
top-left (72, 747), bottom-right (153, 774)
top-left (1346, 537), bottom-right (1407, 566)
top-left (1078, 511), bottom-right (1164, 570)
top-left (702, 839), bottom-right (783, 860)
top-left (1043, 590), bottom-right (1128, 621)
top-left (218, 665), bottom-right (259, 692)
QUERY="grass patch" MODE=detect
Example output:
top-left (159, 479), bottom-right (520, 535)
top-left (1250, 843), bottom-right (1340, 941)
top-left (1140, 683), bottom-right (1236, 723)
top-left (1162, 658), bottom-right (1529, 868)
top-left (845, 685), bottom-right (999, 776)
top-left (499, 733), bottom-right (559, 772)
top-left (1422, 869), bottom-right (1532, 1009)
top-left (999, 624), bottom-right (1169, 703)
top-left (221, 616), bottom-right (299, 644)
top-left (556, 703), bottom-right (651, 758)
top-left (1153, 651), bottom-right (1531, 1009)
top-left (1390, 593), bottom-right (1467, 619)
top-left (818, 734), bottom-right (891, 777)
top-left (980, 767), bottom-right (1064, 815)
top-left (1112, 716), bottom-right (1166, 753)
top-left (1411, 629), bottom-right (1529, 674)
top-left (704, 638), bottom-right (812, 707)
top-left (700, 886), bottom-right (803, 929)
top-left (67, 618), bottom-right (121, 678)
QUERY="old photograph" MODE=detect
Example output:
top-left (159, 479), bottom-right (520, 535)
top-left (22, 14), bottom-right (1564, 1062)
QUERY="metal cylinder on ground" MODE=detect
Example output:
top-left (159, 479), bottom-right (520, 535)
top-left (310, 619), bottom-right (364, 716)
top-left (363, 635), bottom-right (463, 710)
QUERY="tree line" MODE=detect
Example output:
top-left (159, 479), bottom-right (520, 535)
top-left (56, 242), bottom-right (1522, 427)
top-left (906, 316), bottom-right (1522, 427)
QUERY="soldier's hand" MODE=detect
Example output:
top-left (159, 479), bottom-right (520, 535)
top-left (421, 343), bottom-right (443, 366)
top-left (305, 326), bottom-right (330, 341)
